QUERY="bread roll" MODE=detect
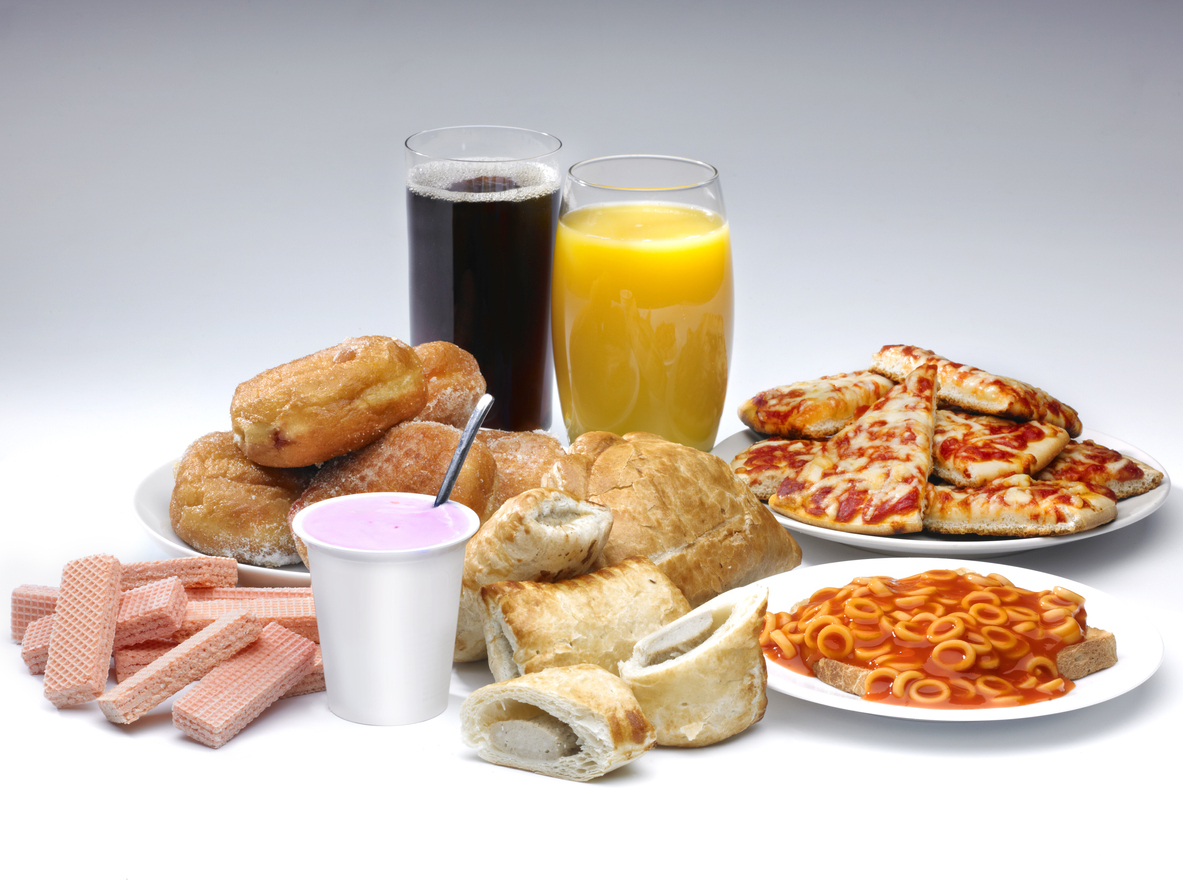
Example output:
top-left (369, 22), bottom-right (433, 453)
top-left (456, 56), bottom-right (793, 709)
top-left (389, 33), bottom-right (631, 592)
top-left (231, 336), bottom-right (426, 467)
top-left (480, 556), bottom-right (690, 683)
top-left (619, 585), bottom-right (768, 747)
top-left (543, 432), bottom-right (802, 606)
top-left (460, 664), bottom-right (656, 782)
top-left (455, 488), bottom-right (613, 662)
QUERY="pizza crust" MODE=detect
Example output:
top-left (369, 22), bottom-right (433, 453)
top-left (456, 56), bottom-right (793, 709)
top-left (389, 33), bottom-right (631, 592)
top-left (923, 475), bottom-right (1117, 536)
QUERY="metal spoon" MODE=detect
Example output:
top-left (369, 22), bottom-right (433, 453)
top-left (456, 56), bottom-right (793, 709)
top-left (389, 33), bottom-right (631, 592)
top-left (434, 393), bottom-right (494, 507)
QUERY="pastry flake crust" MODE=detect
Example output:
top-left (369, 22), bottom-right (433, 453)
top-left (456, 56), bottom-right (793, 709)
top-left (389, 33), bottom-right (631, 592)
top-left (460, 664), bottom-right (656, 782)
top-left (480, 555), bottom-right (690, 683)
top-left (619, 585), bottom-right (768, 748)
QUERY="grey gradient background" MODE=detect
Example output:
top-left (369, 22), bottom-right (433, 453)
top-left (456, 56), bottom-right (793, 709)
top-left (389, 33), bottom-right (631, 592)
top-left (2, 1), bottom-right (1180, 882)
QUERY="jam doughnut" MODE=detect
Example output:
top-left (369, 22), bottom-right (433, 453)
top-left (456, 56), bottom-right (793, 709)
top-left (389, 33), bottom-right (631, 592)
top-left (288, 420), bottom-right (499, 564)
top-left (413, 341), bottom-right (487, 428)
top-left (231, 336), bottom-right (427, 468)
top-left (170, 432), bottom-right (316, 568)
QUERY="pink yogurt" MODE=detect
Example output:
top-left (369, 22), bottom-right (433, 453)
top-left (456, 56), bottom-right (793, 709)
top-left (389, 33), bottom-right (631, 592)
top-left (297, 493), bottom-right (474, 551)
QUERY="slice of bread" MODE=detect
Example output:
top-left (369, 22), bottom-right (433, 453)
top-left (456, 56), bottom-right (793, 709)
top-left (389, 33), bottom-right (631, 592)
top-left (811, 626), bottom-right (1116, 698)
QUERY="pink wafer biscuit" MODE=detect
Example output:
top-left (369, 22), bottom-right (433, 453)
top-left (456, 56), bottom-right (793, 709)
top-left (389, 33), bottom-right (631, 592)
top-left (11, 584), bottom-right (59, 642)
top-left (184, 587), bottom-right (314, 602)
top-left (97, 610), bottom-right (261, 725)
top-left (114, 577), bottom-right (187, 649)
top-left (282, 647), bottom-right (325, 698)
top-left (113, 639), bottom-right (177, 682)
top-left (43, 554), bottom-right (122, 707)
top-left (21, 614), bottom-right (55, 674)
top-left (121, 557), bottom-right (238, 590)
top-left (173, 622), bottom-right (317, 748)
top-left (174, 598), bottom-right (318, 643)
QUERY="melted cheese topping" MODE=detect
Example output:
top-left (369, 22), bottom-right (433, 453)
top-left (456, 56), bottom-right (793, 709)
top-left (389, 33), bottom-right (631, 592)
top-left (770, 363), bottom-right (937, 533)
top-left (872, 345), bottom-right (1082, 436)
top-left (932, 410), bottom-right (1069, 486)
top-left (739, 371), bottom-right (893, 438)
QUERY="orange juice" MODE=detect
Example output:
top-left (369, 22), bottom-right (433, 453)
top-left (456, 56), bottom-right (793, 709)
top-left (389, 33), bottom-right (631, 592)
top-left (551, 202), bottom-right (733, 450)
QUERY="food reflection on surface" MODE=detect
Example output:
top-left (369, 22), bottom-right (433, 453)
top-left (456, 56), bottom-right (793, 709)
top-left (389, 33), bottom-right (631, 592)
top-left (551, 202), bottom-right (733, 451)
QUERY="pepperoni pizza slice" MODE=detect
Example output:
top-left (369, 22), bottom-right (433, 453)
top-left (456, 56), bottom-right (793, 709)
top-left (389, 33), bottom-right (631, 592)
top-left (932, 410), bottom-right (1070, 487)
top-left (924, 475), bottom-right (1117, 536)
top-left (738, 371), bottom-right (894, 439)
top-left (730, 438), bottom-right (824, 500)
top-left (871, 345), bottom-right (1083, 437)
top-left (768, 360), bottom-right (938, 535)
top-left (1035, 438), bottom-right (1164, 499)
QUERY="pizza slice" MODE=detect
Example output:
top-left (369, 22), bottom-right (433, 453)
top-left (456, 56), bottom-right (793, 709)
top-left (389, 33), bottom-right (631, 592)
top-left (932, 409), bottom-right (1070, 487)
top-left (730, 437), bottom-right (824, 500)
top-left (923, 475), bottom-right (1117, 536)
top-left (871, 345), bottom-right (1083, 437)
top-left (738, 371), bottom-right (894, 439)
top-left (1035, 438), bottom-right (1165, 499)
top-left (768, 360), bottom-right (938, 535)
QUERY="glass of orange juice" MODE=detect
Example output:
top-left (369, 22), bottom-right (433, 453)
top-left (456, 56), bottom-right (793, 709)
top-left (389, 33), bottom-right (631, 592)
top-left (551, 155), bottom-right (733, 450)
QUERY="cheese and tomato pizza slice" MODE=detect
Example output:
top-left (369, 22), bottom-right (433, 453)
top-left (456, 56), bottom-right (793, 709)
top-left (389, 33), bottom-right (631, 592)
top-left (871, 345), bottom-right (1083, 437)
top-left (730, 438), bottom-right (824, 500)
top-left (738, 371), bottom-right (894, 439)
top-left (932, 409), bottom-right (1070, 487)
top-left (768, 360), bottom-right (938, 535)
top-left (1035, 438), bottom-right (1164, 499)
top-left (923, 475), bottom-right (1117, 536)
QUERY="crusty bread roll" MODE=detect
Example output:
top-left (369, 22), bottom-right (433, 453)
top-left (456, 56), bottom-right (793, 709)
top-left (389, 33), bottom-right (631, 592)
top-left (170, 432), bottom-right (315, 567)
top-left (481, 556), bottom-right (690, 683)
top-left (231, 336), bottom-right (427, 467)
top-left (455, 488), bottom-right (613, 662)
top-left (460, 664), bottom-right (656, 782)
top-left (542, 432), bottom-right (802, 607)
top-left (288, 420), bottom-right (498, 564)
top-left (618, 584), bottom-right (768, 748)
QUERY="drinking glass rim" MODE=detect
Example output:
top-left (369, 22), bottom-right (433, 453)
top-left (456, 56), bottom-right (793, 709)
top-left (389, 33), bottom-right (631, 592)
top-left (405, 125), bottom-right (562, 163)
top-left (567, 154), bottom-right (719, 191)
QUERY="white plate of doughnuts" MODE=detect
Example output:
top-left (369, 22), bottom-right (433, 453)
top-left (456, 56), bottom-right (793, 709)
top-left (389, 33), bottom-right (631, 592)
top-left (712, 427), bottom-right (1170, 558)
top-left (757, 557), bottom-right (1163, 722)
top-left (134, 462), bottom-right (311, 587)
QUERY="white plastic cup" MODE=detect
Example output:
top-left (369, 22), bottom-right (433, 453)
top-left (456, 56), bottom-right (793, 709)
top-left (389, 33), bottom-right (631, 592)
top-left (291, 492), bottom-right (480, 726)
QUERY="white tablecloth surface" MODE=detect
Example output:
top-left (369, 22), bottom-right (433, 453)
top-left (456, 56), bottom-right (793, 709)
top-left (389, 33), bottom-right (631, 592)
top-left (2, 2), bottom-right (1179, 883)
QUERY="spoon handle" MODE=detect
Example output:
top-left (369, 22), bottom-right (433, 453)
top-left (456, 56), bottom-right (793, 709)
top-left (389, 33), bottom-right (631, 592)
top-left (434, 393), bottom-right (494, 507)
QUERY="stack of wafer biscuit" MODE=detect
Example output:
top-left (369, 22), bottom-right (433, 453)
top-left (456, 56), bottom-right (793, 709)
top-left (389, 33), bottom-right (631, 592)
top-left (11, 554), bottom-right (325, 748)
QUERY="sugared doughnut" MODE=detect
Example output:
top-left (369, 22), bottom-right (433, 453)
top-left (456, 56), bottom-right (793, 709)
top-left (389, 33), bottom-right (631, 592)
top-left (476, 429), bottom-right (566, 513)
top-left (413, 341), bottom-right (487, 428)
top-left (170, 432), bottom-right (316, 568)
top-left (231, 336), bottom-right (427, 467)
top-left (288, 420), bottom-right (499, 564)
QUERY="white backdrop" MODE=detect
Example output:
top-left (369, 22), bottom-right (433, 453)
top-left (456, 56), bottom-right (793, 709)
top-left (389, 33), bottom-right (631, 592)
top-left (2, 1), bottom-right (1180, 883)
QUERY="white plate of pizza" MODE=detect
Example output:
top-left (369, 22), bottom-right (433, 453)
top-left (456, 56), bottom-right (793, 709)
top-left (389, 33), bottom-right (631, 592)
top-left (756, 558), bottom-right (1163, 722)
top-left (134, 461), bottom-right (311, 587)
top-left (713, 428), bottom-right (1169, 557)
